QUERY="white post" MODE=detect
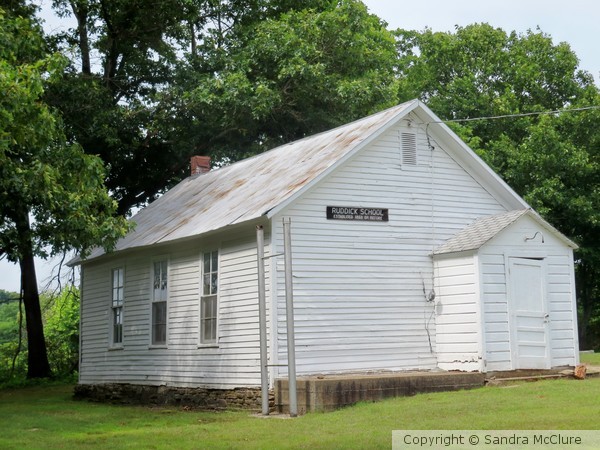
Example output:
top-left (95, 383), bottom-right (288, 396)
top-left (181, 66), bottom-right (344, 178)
top-left (283, 217), bottom-right (298, 417)
top-left (256, 225), bottom-right (269, 415)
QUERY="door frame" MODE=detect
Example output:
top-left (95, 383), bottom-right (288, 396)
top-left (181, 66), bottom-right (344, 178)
top-left (506, 254), bottom-right (551, 370)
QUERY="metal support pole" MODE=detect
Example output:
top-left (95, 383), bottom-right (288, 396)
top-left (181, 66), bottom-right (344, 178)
top-left (283, 217), bottom-right (298, 417)
top-left (256, 225), bottom-right (269, 415)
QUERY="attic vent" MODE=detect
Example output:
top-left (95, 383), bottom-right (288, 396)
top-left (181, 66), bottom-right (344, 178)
top-left (401, 132), bottom-right (417, 166)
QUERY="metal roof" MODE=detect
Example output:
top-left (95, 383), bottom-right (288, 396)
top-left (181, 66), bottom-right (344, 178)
top-left (433, 209), bottom-right (578, 255)
top-left (79, 100), bottom-right (417, 262)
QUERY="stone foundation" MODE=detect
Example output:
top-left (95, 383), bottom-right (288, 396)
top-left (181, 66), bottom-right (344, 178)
top-left (73, 383), bottom-right (270, 411)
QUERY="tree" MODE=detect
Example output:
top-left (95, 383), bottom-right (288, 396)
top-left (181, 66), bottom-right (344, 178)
top-left (500, 107), bottom-right (600, 349)
top-left (43, 0), bottom-right (397, 214)
top-left (395, 23), bottom-right (600, 348)
top-left (0, 9), bottom-right (129, 378)
top-left (45, 0), bottom-right (335, 214)
top-left (173, 0), bottom-right (398, 160)
top-left (395, 24), bottom-right (591, 156)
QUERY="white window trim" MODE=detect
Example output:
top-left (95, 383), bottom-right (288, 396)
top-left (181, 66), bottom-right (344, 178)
top-left (199, 249), bottom-right (219, 347)
top-left (109, 266), bottom-right (124, 349)
top-left (149, 256), bottom-right (169, 348)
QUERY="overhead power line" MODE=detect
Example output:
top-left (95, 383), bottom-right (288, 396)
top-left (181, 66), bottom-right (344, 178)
top-left (435, 105), bottom-right (600, 123)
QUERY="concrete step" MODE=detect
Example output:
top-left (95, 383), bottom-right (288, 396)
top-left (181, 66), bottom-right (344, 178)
top-left (486, 365), bottom-right (600, 386)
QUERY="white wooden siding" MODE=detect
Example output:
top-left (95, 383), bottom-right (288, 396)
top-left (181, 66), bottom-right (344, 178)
top-left (477, 253), bottom-right (511, 370)
top-left (79, 227), bottom-right (270, 388)
top-left (273, 117), bottom-right (507, 376)
top-left (479, 216), bottom-right (578, 370)
top-left (434, 254), bottom-right (482, 371)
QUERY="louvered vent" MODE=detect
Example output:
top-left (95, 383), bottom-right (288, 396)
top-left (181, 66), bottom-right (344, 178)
top-left (401, 132), bottom-right (417, 166)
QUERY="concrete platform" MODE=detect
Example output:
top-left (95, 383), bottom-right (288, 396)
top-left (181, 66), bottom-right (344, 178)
top-left (274, 371), bottom-right (485, 414)
top-left (274, 366), bottom-right (600, 414)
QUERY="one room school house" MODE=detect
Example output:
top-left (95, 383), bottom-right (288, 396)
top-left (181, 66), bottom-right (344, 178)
top-left (73, 100), bottom-right (579, 410)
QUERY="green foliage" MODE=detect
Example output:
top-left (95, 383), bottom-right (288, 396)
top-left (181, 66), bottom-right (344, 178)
top-left (396, 22), bottom-right (600, 349)
top-left (0, 290), bottom-right (25, 381)
top-left (0, 8), bottom-right (130, 378)
top-left (44, 0), bottom-right (396, 213)
top-left (42, 289), bottom-right (80, 376)
top-left (175, 0), bottom-right (398, 161)
top-left (0, 9), bottom-right (130, 262)
top-left (0, 288), bottom-right (81, 383)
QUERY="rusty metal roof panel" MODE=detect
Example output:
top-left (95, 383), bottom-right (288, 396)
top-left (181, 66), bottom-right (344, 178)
top-left (81, 101), bottom-right (416, 262)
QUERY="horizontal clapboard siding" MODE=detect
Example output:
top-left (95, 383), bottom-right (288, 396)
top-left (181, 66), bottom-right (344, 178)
top-left (478, 253), bottom-right (511, 371)
top-left (480, 215), bottom-right (578, 370)
top-left (273, 117), bottom-right (506, 376)
top-left (79, 229), bottom-right (269, 389)
top-left (434, 254), bottom-right (482, 371)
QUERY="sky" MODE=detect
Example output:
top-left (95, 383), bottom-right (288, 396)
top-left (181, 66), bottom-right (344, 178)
top-left (0, 0), bottom-right (597, 293)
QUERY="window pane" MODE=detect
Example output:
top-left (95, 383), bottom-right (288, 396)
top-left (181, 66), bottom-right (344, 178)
top-left (204, 252), bottom-right (210, 272)
top-left (203, 274), bottom-right (211, 295)
top-left (153, 261), bottom-right (168, 301)
top-left (161, 261), bottom-right (168, 289)
top-left (152, 301), bottom-right (167, 345)
top-left (203, 318), bottom-right (215, 342)
top-left (153, 262), bottom-right (161, 299)
top-left (112, 268), bottom-right (124, 307)
top-left (113, 307), bottom-right (123, 344)
top-left (211, 273), bottom-right (218, 294)
top-left (211, 251), bottom-right (218, 272)
top-left (201, 296), bottom-right (217, 343)
top-left (116, 287), bottom-right (123, 304)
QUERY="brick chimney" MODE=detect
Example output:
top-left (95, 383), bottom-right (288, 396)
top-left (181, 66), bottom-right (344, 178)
top-left (190, 156), bottom-right (211, 175)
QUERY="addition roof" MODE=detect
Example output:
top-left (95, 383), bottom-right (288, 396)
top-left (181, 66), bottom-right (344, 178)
top-left (433, 209), bottom-right (578, 255)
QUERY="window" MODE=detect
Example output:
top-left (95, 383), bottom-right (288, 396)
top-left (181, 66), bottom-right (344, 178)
top-left (111, 268), bottom-right (124, 345)
top-left (201, 251), bottom-right (218, 344)
top-left (151, 260), bottom-right (168, 345)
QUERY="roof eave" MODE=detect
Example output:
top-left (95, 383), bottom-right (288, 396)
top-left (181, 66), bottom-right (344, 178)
top-left (266, 100), bottom-right (421, 219)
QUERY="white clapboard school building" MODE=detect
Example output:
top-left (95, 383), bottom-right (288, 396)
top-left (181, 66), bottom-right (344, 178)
top-left (72, 100), bottom-right (579, 410)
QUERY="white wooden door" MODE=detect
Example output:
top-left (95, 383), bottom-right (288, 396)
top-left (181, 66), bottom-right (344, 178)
top-left (509, 257), bottom-right (550, 369)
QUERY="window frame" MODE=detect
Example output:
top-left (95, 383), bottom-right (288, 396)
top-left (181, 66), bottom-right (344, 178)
top-left (200, 250), bottom-right (219, 346)
top-left (150, 258), bottom-right (169, 347)
top-left (110, 266), bottom-right (125, 348)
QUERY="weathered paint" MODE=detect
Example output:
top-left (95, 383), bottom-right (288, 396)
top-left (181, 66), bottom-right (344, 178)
top-left (74, 100), bottom-right (528, 265)
top-left (434, 212), bottom-right (579, 372)
top-left (271, 115), bottom-right (510, 376)
top-left (76, 100), bottom-right (579, 392)
top-left (79, 227), bottom-right (271, 388)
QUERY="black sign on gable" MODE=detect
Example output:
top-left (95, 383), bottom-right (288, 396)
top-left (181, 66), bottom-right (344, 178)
top-left (326, 206), bottom-right (389, 222)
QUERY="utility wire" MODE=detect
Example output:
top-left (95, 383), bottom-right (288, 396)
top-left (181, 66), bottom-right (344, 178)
top-left (431, 105), bottom-right (600, 124)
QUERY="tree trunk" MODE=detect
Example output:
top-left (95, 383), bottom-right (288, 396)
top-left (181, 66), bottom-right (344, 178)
top-left (576, 261), bottom-right (597, 351)
top-left (16, 212), bottom-right (52, 379)
top-left (71, 1), bottom-right (91, 75)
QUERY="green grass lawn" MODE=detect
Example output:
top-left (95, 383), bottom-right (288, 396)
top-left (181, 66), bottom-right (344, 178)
top-left (580, 351), bottom-right (600, 365)
top-left (1, 374), bottom-right (599, 450)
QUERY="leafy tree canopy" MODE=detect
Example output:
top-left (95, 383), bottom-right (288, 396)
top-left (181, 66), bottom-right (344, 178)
top-left (45, 0), bottom-right (397, 214)
top-left (396, 23), bottom-right (600, 348)
top-left (0, 7), bottom-right (130, 377)
top-left (172, 0), bottom-right (398, 161)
